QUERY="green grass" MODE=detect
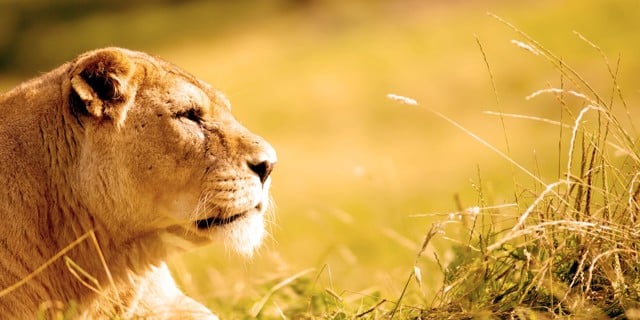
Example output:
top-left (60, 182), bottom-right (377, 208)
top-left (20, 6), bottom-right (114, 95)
top-left (3, 1), bottom-right (640, 319)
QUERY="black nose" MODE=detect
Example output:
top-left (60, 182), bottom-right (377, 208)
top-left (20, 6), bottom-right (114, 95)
top-left (249, 160), bottom-right (275, 184)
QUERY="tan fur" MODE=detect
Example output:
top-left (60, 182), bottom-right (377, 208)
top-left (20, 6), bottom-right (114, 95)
top-left (0, 48), bottom-right (276, 319)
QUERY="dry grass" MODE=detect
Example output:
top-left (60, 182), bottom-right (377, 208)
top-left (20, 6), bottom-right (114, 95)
top-left (385, 16), bottom-right (640, 320)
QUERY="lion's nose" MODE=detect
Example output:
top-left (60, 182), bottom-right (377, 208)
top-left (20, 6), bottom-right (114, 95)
top-left (249, 160), bottom-right (274, 184)
top-left (247, 143), bottom-right (277, 184)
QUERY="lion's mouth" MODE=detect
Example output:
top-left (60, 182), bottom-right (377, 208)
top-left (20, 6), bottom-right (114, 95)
top-left (194, 203), bottom-right (263, 230)
top-left (195, 213), bottom-right (245, 229)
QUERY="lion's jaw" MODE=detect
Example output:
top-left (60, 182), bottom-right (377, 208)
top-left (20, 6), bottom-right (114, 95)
top-left (211, 206), bottom-right (268, 257)
top-left (210, 177), bottom-right (272, 256)
top-left (182, 175), bottom-right (274, 256)
top-left (160, 198), bottom-right (271, 257)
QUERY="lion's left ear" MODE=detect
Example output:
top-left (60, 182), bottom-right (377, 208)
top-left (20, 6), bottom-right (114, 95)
top-left (70, 48), bottom-right (134, 121)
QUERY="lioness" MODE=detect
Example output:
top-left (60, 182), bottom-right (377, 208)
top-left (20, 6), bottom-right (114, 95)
top-left (0, 47), bottom-right (276, 319)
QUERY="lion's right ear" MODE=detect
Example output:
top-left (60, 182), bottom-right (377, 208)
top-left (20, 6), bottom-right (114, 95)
top-left (70, 48), bottom-right (134, 120)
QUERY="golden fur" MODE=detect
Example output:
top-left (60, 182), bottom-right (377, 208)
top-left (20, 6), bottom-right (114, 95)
top-left (0, 47), bottom-right (276, 319)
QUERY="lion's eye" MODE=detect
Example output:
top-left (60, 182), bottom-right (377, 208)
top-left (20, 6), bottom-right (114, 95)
top-left (175, 108), bottom-right (202, 123)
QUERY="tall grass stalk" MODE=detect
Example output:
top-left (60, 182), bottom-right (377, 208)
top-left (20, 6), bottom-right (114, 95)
top-left (391, 16), bottom-right (640, 320)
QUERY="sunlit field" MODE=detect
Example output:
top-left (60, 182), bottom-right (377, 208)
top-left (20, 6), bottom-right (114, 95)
top-left (2, 0), bottom-right (640, 318)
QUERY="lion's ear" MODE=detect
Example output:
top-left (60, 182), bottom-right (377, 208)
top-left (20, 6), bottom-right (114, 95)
top-left (70, 48), bottom-right (134, 119)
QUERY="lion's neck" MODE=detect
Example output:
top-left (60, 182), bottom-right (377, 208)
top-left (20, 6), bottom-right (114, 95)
top-left (0, 186), bottom-right (172, 318)
top-left (0, 101), bottom-right (171, 315)
top-left (0, 66), bottom-right (182, 318)
top-left (21, 203), bottom-right (173, 313)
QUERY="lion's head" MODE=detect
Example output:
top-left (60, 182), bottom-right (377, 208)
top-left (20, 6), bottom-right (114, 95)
top-left (68, 48), bottom-right (276, 255)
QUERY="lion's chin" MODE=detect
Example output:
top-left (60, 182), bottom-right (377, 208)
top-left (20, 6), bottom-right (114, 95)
top-left (189, 211), bottom-right (266, 257)
top-left (163, 211), bottom-right (265, 256)
top-left (219, 212), bottom-right (266, 257)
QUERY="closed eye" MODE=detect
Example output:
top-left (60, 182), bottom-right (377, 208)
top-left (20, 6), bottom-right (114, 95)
top-left (174, 108), bottom-right (202, 123)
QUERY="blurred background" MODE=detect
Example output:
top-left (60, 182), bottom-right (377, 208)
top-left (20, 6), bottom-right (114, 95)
top-left (2, 0), bottom-right (639, 317)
